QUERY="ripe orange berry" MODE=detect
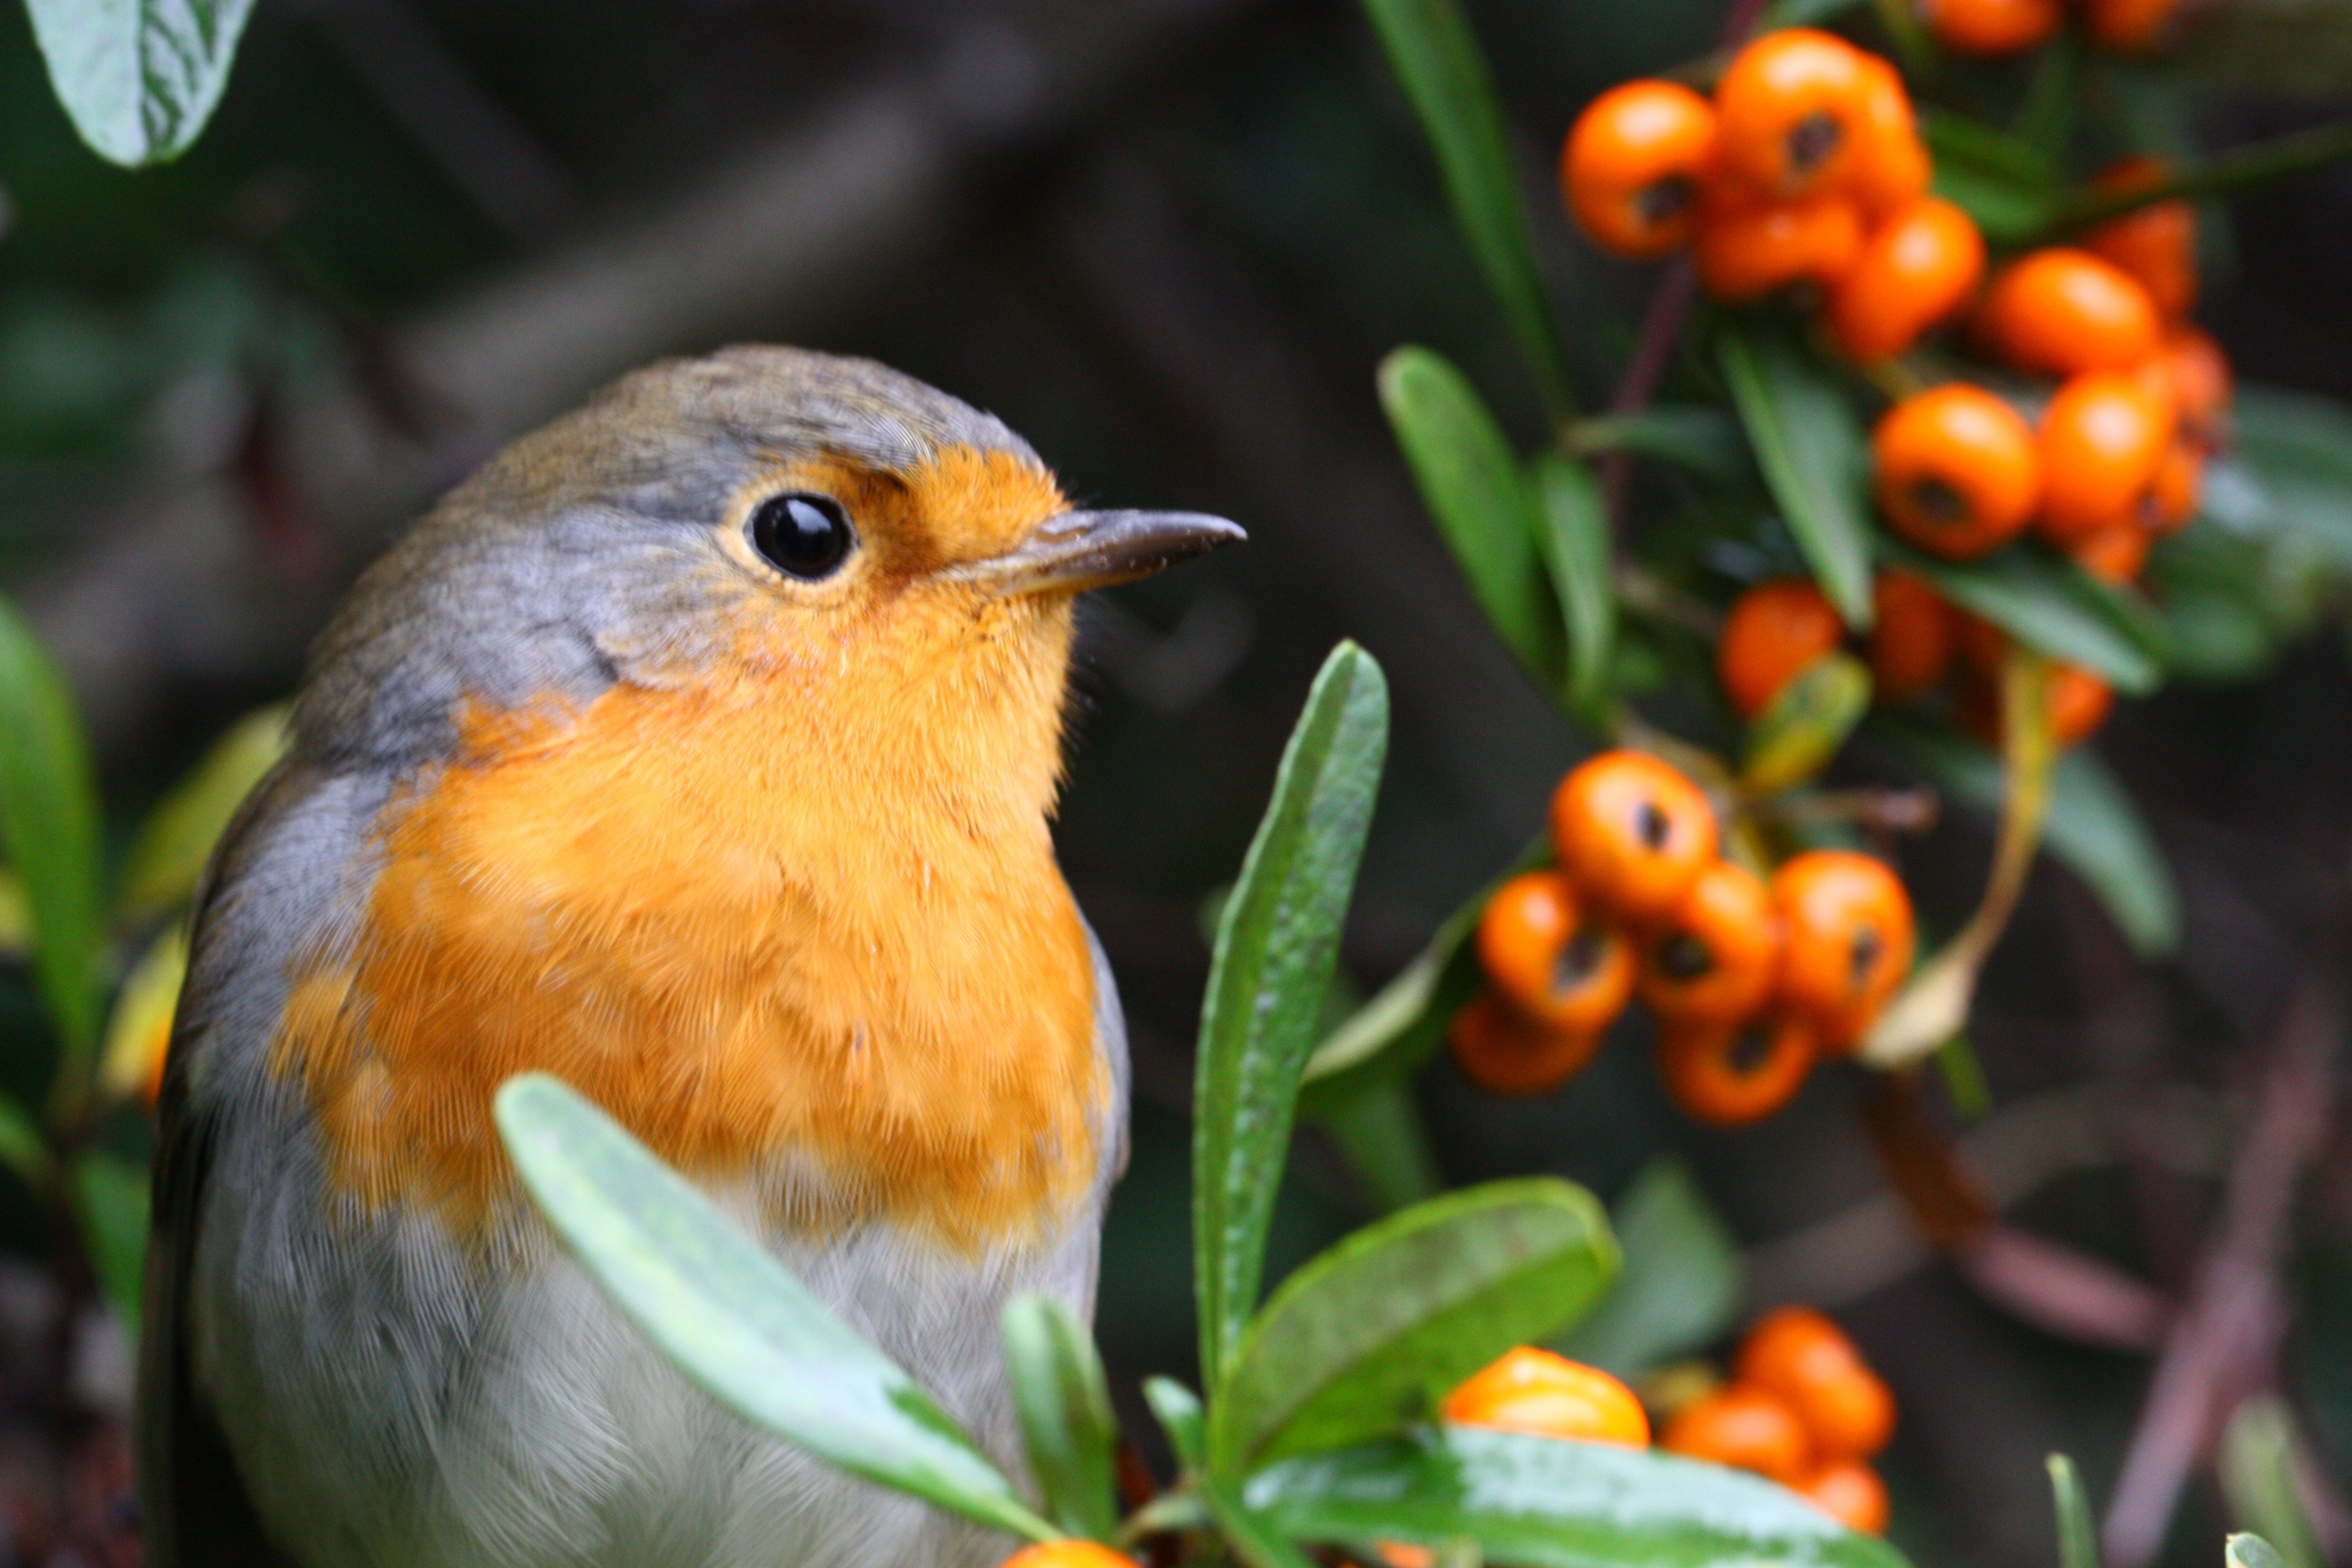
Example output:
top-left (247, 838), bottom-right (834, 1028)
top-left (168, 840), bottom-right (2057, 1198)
top-left (2155, 326), bottom-right (2233, 438)
top-left (1656, 1013), bottom-right (1819, 1126)
top-left (1714, 30), bottom-right (1873, 200)
top-left (1872, 385), bottom-right (2040, 559)
top-left (1718, 579), bottom-right (1844, 720)
top-left (1449, 993), bottom-right (1604, 1098)
top-left (2086, 0), bottom-right (2192, 51)
top-left (1563, 81), bottom-right (1719, 258)
top-left (1638, 860), bottom-right (1782, 1023)
top-left (1799, 1461), bottom-right (1892, 1535)
top-left (1659, 1383), bottom-right (1814, 1481)
top-left (2084, 159), bottom-right (2196, 318)
top-left (1441, 1347), bottom-right (1652, 1447)
top-left (1735, 1307), bottom-right (1897, 1461)
top-left (1771, 852), bottom-right (1914, 1050)
top-left (2070, 522), bottom-right (2150, 585)
top-left (1695, 194), bottom-right (1864, 303)
top-left (1004, 1543), bottom-right (1137, 1568)
top-left (1828, 197), bottom-right (1986, 362)
top-left (1477, 872), bottom-right (1637, 1035)
top-left (1868, 571), bottom-right (1955, 703)
top-left (2038, 370), bottom-right (2176, 543)
top-left (1977, 249), bottom-right (2163, 376)
top-left (1919, 0), bottom-right (2062, 53)
top-left (2145, 439), bottom-right (2203, 535)
top-left (1552, 751), bottom-right (1721, 924)
top-left (1848, 56), bottom-right (1930, 221)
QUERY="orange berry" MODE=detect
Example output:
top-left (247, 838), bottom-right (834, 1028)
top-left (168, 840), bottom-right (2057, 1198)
top-left (1551, 751), bottom-right (1721, 924)
top-left (1799, 1461), bottom-right (1892, 1534)
top-left (2038, 370), bottom-right (2176, 543)
top-left (1477, 872), bottom-right (1637, 1035)
top-left (1848, 56), bottom-right (1930, 221)
top-left (1638, 860), bottom-right (1782, 1023)
top-left (1978, 248), bottom-right (2163, 376)
top-left (1695, 194), bottom-right (1865, 303)
top-left (2084, 159), bottom-right (2196, 319)
top-left (2086, 0), bottom-right (2195, 50)
top-left (1004, 1544), bottom-right (1136, 1568)
top-left (2144, 439), bottom-right (2203, 535)
top-left (1736, 1307), bottom-right (1897, 1461)
top-left (1441, 1347), bottom-right (1652, 1447)
top-left (1449, 993), bottom-right (1605, 1097)
top-left (1713, 30), bottom-right (1874, 199)
top-left (1656, 1013), bottom-right (1819, 1126)
top-left (1919, 0), bottom-right (2062, 53)
top-left (1771, 851), bottom-right (1914, 1050)
top-left (2155, 326), bottom-right (2233, 438)
top-left (1872, 385), bottom-right (2040, 559)
top-left (1718, 579), bottom-right (1845, 720)
top-left (1828, 197), bottom-right (1986, 362)
top-left (1563, 81), bottom-right (1720, 258)
top-left (2070, 522), bottom-right (2150, 585)
top-left (1867, 571), bottom-right (1956, 703)
top-left (1659, 1383), bottom-right (1814, 1480)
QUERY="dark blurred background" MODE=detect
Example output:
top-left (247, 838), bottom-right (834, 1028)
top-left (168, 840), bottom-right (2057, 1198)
top-left (3, 1), bottom-right (2352, 1565)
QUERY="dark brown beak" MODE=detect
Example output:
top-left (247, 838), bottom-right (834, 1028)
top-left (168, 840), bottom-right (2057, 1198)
top-left (946, 510), bottom-right (1245, 595)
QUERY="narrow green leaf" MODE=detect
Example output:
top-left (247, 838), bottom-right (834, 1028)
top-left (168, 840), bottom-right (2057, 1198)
top-left (2219, 1398), bottom-right (2326, 1568)
top-left (1205, 1477), bottom-right (1322, 1568)
top-left (2226, 388), bottom-right (2352, 570)
top-left (1244, 1428), bottom-right (1910, 1568)
top-left (0, 868), bottom-right (28, 956)
top-left (118, 703), bottom-right (288, 916)
top-left (23, 0), bottom-right (257, 167)
top-left (1569, 408), bottom-right (1750, 481)
top-left (1556, 1159), bottom-right (1741, 1378)
top-left (1145, 1377), bottom-right (1207, 1474)
top-left (1718, 320), bottom-right (1875, 627)
top-left (1743, 653), bottom-right (1871, 796)
top-left (1212, 1178), bottom-right (1617, 1473)
top-left (1309, 1076), bottom-right (1442, 1215)
top-left (1881, 721), bottom-right (2179, 957)
top-left (1758, 0), bottom-right (1866, 23)
top-left (1355, 0), bottom-right (1572, 418)
top-left (2049, 1455), bottom-right (2100, 1568)
top-left (1533, 453), bottom-right (1616, 715)
top-left (100, 922), bottom-right (187, 1103)
top-left (494, 1074), bottom-right (1055, 1542)
top-left (2230, 1538), bottom-right (2290, 1568)
top-left (1000, 1293), bottom-right (1121, 1542)
top-left (1874, 538), bottom-right (2164, 694)
top-left (0, 1096), bottom-right (52, 1191)
top-left (1195, 644), bottom-right (1390, 1389)
top-left (1380, 349), bottom-right (1562, 679)
top-left (74, 1151), bottom-right (148, 1332)
top-left (0, 598), bottom-right (105, 1055)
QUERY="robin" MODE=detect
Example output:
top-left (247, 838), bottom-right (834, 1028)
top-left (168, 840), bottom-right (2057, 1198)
top-left (136, 346), bottom-right (1242, 1568)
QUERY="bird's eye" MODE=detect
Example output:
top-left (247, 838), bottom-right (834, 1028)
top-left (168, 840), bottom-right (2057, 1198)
top-left (748, 492), bottom-right (856, 580)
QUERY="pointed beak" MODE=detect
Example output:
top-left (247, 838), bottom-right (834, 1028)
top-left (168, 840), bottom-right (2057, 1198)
top-left (945, 509), bottom-right (1245, 596)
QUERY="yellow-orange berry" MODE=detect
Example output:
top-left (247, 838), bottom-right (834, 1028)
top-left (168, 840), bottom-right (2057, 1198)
top-left (1004, 1543), bottom-right (1137, 1568)
top-left (1562, 81), bottom-right (1719, 258)
top-left (1799, 1461), bottom-right (1892, 1534)
top-left (1771, 852), bottom-right (1914, 1051)
top-left (1477, 872), bottom-right (1637, 1036)
top-left (1656, 1014), bottom-right (1819, 1126)
top-left (1718, 579), bottom-right (1844, 721)
top-left (1441, 1348), bottom-right (1652, 1447)
top-left (1638, 861), bottom-right (1783, 1025)
top-left (1978, 249), bottom-right (2162, 376)
top-left (1551, 751), bottom-right (1720, 923)
top-left (2084, 158), bottom-right (2197, 318)
top-left (1449, 993), bottom-right (1605, 1098)
top-left (1868, 572), bottom-right (1956, 704)
top-left (1659, 1383), bottom-right (1814, 1480)
top-left (1695, 194), bottom-right (1864, 303)
top-left (1828, 197), bottom-right (1985, 362)
top-left (2037, 370), bottom-right (2176, 544)
top-left (1735, 1306), bottom-right (1897, 1461)
top-left (1872, 385), bottom-right (2040, 559)
top-left (1920, 0), bottom-right (2062, 53)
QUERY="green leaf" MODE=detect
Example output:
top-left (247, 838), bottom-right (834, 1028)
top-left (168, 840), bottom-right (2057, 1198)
top-left (1759, 0), bottom-right (1866, 23)
top-left (1244, 1427), bottom-right (1910, 1568)
top-left (1212, 1178), bottom-right (1617, 1473)
top-left (1354, 0), bottom-right (1572, 418)
top-left (99, 921), bottom-right (187, 1103)
top-left (2230, 1538), bottom-right (2290, 1568)
top-left (0, 598), bottom-right (105, 1055)
top-left (1743, 653), bottom-right (1872, 796)
top-left (1879, 721), bottom-right (2180, 957)
top-left (1195, 643), bottom-right (1390, 1389)
top-left (118, 703), bottom-right (287, 917)
top-left (2048, 1455), bottom-right (2099, 1568)
top-left (1380, 349), bottom-right (1562, 680)
top-left (999, 1293), bottom-right (1120, 1542)
top-left (1718, 320), bottom-right (1875, 628)
top-left (23, 0), bottom-right (256, 167)
top-left (0, 1095), bottom-right (52, 1191)
top-left (2225, 388), bottom-right (2352, 570)
top-left (0, 868), bottom-right (29, 957)
top-left (1556, 1159), bottom-right (1741, 1378)
top-left (1205, 1477), bottom-right (1323, 1568)
top-left (1145, 1376), bottom-right (1208, 1474)
top-left (1874, 538), bottom-right (2165, 695)
top-left (1309, 1076), bottom-right (1442, 1215)
top-left (2219, 1398), bottom-right (2326, 1568)
top-left (1534, 453), bottom-right (1617, 716)
top-left (74, 1151), bottom-right (148, 1331)
top-left (493, 1074), bottom-right (1055, 1542)
top-left (1569, 409), bottom-right (1749, 481)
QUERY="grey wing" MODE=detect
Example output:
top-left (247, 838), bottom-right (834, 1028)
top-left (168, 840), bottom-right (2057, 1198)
top-left (137, 769), bottom-right (309, 1568)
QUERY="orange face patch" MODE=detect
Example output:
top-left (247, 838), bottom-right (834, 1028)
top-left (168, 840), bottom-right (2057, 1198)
top-left (273, 442), bottom-right (1106, 1253)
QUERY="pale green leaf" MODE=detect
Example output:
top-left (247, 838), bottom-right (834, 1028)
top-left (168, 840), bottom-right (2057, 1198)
top-left (23, 0), bottom-right (257, 167)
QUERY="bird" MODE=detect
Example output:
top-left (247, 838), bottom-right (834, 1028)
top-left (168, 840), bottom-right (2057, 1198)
top-left (136, 345), bottom-right (1243, 1568)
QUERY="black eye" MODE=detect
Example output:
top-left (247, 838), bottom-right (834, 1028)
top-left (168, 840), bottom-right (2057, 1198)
top-left (748, 492), bottom-right (855, 580)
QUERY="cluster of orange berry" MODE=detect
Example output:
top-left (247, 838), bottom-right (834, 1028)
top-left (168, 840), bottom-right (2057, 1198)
top-left (1453, 750), bottom-right (1914, 1124)
top-left (1917, 0), bottom-right (2198, 56)
top-left (1657, 1307), bottom-right (1897, 1536)
top-left (1565, 29), bottom-right (1975, 360)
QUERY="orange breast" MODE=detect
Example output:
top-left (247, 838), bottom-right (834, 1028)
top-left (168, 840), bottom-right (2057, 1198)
top-left (271, 651), bottom-right (1105, 1253)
